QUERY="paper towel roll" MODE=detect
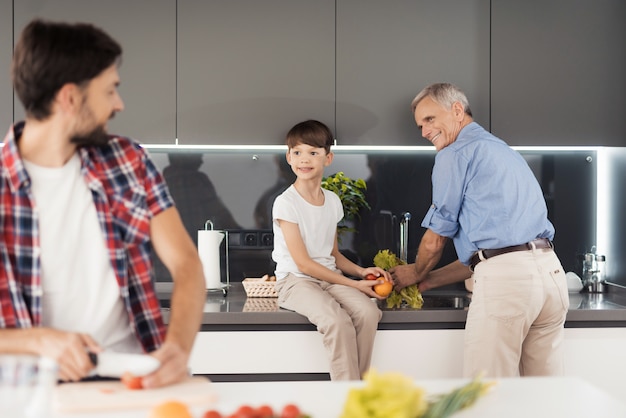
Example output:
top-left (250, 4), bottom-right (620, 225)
top-left (198, 230), bottom-right (225, 289)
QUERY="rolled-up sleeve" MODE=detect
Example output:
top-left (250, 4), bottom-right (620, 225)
top-left (420, 149), bottom-right (468, 238)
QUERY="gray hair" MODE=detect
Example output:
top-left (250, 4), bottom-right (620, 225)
top-left (411, 82), bottom-right (473, 117)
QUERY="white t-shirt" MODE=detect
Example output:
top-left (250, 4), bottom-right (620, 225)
top-left (272, 185), bottom-right (343, 280)
top-left (23, 154), bottom-right (142, 353)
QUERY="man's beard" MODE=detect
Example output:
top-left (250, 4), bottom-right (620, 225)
top-left (70, 124), bottom-right (110, 147)
top-left (70, 110), bottom-right (116, 147)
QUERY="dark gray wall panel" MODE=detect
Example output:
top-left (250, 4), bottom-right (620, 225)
top-left (13, 0), bottom-right (176, 144)
top-left (491, 0), bottom-right (626, 146)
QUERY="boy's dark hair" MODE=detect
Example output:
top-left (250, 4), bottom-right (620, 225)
top-left (285, 120), bottom-right (334, 154)
top-left (12, 19), bottom-right (123, 120)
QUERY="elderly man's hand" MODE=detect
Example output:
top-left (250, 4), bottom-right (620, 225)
top-left (389, 263), bottom-right (419, 290)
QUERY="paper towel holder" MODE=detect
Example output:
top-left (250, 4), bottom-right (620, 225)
top-left (203, 219), bottom-right (230, 296)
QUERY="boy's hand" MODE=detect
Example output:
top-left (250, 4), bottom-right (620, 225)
top-left (358, 267), bottom-right (392, 299)
top-left (356, 278), bottom-right (386, 299)
top-left (361, 267), bottom-right (392, 283)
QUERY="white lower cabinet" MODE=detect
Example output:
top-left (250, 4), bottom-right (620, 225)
top-left (190, 327), bottom-right (626, 400)
top-left (562, 327), bottom-right (626, 401)
top-left (190, 329), bottom-right (464, 377)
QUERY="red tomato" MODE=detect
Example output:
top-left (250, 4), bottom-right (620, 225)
top-left (280, 404), bottom-right (302, 418)
top-left (202, 411), bottom-right (223, 418)
top-left (255, 405), bottom-right (274, 418)
top-left (120, 372), bottom-right (143, 390)
top-left (365, 273), bottom-right (377, 280)
top-left (233, 405), bottom-right (256, 418)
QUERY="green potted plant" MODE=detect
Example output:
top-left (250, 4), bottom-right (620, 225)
top-left (321, 171), bottom-right (370, 240)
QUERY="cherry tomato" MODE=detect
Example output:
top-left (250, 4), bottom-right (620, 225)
top-left (255, 405), bottom-right (274, 418)
top-left (202, 410), bottom-right (223, 418)
top-left (120, 371), bottom-right (143, 390)
top-left (281, 403), bottom-right (302, 418)
top-left (365, 273), bottom-right (377, 280)
top-left (233, 405), bottom-right (256, 418)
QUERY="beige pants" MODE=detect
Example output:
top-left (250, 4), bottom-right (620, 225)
top-left (464, 248), bottom-right (569, 377)
top-left (275, 273), bottom-right (382, 380)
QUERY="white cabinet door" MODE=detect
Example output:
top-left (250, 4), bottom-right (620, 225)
top-left (563, 327), bottom-right (626, 401)
top-left (191, 326), bottom-right (626, 402)
top-left (190, 329), bottom-right (464, 378)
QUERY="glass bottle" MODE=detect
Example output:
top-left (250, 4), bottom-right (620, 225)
top-left (582, 252), bottom-right (596, 291)
top-left (595, 255), bottom-right (606, 293)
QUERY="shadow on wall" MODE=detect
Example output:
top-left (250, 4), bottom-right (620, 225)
top-left (254, 154), bottom-right (296, 229)
top-left (353, 154), bottom-right (435, 264)
top-left (164, 153), bottom-right (241, 234)
top-left (153, 153), bottom-right (241, 281)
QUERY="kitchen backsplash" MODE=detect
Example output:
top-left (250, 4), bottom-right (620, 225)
top-left (148, 146), bottom-right (604, 286)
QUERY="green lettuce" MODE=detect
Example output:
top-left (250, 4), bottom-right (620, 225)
top-left (373, 250), bottom-right (424, 309)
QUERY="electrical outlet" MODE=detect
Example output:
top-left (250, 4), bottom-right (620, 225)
top-left (227, 230), bottom-right (273, 249)
top-left (244, 233), bottom-right (258, 246)
top-left (261, 233), bottom-right (274, 247)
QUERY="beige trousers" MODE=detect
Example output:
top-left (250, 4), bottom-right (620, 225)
top-left (275, 274), bottom-right (382, 380)
top-left (464, 247), bottom-right (569, 378)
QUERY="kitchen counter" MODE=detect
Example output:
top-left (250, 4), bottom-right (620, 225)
top-left (50, 376), bottom-right (626, 417)
top-left (151, 281), bottom-right (626, 402)
top-left (156, 282), bottom-right (626, 330)
top-left (163, 281), bottom-right (626, 400)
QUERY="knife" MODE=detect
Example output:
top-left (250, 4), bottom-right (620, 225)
top-left (88, 351), bottom-right (161, 378)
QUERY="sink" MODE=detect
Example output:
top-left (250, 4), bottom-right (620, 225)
top-left (422, 295), bottom-right (472, 309)
top-left (381, 294), bottom-right (472, 310)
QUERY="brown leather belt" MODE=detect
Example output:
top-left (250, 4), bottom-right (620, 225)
top-left (469, 238), bottom-right (553, 271)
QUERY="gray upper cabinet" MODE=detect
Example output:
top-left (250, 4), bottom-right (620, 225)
top-left (335, 0), bottom-right (491, 145)
top-left (0, 0), bottom-right (12, 133)
top-left (13, 1), bottom-right (176, 144)
top-left (176, 0), bottom-right (335, 145)
top-left (491, 0), bottom-right (626, 146)
top-left (6, 2), bottom-right (623, 147)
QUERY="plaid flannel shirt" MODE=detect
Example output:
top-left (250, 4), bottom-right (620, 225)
top-left (0, 122), bottom-right (173, 352)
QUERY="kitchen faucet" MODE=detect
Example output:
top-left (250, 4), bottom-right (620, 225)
top-left (399, 212), bottom-right (411, 263)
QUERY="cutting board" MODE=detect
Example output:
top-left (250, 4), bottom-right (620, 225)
top-left (54, 376), bottom-right (217, 414)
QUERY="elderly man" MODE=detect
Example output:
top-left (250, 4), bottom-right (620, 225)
top-left (391, 82), bottom-right (569, 378)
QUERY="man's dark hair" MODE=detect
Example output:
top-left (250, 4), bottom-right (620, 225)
top-left (286, 120), bottom-right (334, 154)
top-left (12, 19), bottom-right (122, 120)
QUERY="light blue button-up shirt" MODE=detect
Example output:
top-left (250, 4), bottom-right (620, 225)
top-left (421, 122), bottom-right (555, 265)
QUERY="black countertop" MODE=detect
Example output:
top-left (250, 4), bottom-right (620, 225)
top-left (156, 282), bottom-right (626, 331)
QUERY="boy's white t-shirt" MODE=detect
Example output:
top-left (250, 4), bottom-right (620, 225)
top-left (23, 154), bottom-right (142, 353)
top-left (272, 185), bottom-right (343, 280)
